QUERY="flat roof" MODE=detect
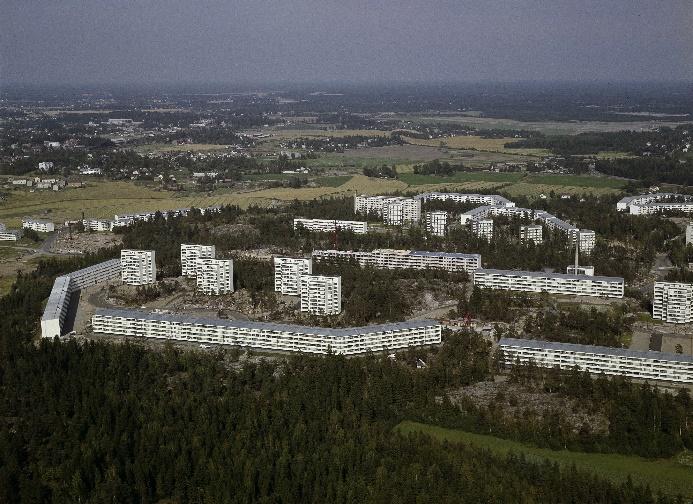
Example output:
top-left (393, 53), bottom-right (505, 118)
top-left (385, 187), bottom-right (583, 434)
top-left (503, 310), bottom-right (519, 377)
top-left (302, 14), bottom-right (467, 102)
top-left (499, 337), bottom-right (693, 364)
top-left (475, 268), bottom-right (623, 283)
top-left (94, 308), bottom-right (440, 338)
top-left (410, 250), bottom-right (481, 259)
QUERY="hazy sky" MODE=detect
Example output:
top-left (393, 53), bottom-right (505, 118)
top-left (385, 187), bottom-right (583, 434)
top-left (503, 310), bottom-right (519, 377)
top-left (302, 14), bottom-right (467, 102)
top-left (2, 0), bottom-right (692, 85)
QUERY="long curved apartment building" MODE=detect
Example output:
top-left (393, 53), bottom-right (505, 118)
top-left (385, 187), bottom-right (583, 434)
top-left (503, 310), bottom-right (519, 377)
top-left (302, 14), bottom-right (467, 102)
top-left (473, 268), bottom-right (624, 298)
top-left (312, 249), bottom-right (481, 274)
top-left (499, 337), bottom-right (693, 384)
top-left (91, 308), bottom-right (442, 355)
top-left (617, 193), bottom-right (693, 215)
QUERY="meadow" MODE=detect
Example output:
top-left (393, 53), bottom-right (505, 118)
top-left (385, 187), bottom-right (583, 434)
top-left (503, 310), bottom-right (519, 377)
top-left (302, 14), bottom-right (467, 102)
top-left (396, 421), bottom-right (693, 498)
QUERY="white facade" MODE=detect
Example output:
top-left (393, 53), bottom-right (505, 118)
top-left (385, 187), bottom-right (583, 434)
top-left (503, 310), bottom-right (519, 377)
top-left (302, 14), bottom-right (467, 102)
top-left (354, 195), bottom-right (421, 224)
top-left (38, 161), bottom-right (54, 172)
top-left (274, 257), bottom-right (312, 295)
top-left (196, 258), bottom-right (234, 295)
top-left (293, 218), bottom-right (368, 234)
top-left (181, 244), bottom-right (216, 277)
top-left (82, 219), bottom-right (113, 232)
top-left (300, 275), bottom-right (342, 315)
top-left (0, 230), bottom-right (21, 241)
top-left (471, 219), bottom-right (493, 241)
top-left (417, 192), bottom-right (515, 207)
top-left (92, 308), bottom-right (442, 355)
top-left (460, 205), bottom-right (533, 224)
top-left (41, 259), bottom-right (122, 338)
top-left (23, 219), bottom-right (55, 233)
top-left (425, 211), bottom-right (448, 237)
top-left (473, 268), bottom-right (624, 298)
top-left (653, 282), bottom-right (693, 324)
top-left (312, 249), bottom-right (481, 275)
top-left (566, 265), bottom-right (595, 276)
top-left (618, 193), bottom-right (693, 214)
top-left (686, 223), bottom-right (693, 245)
top-left (578, 230), bottom-right (596, 254)
top-left (0, 223), bottom-right (4, 232)
top-left (499, 337), bottom-right (693, 384)
top-left (121, 249), bottom-right (156, 286)
top-left (520, 225), bottom-right (543, 245)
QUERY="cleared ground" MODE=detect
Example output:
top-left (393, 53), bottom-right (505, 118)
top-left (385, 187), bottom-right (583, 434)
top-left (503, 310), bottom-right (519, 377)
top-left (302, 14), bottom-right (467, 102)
top-left (396, 421), bottom-right (693, 498)
top-left (403, 135), bottom-right (549, 157)
top-left (134, 143), bottom-right (235, 154)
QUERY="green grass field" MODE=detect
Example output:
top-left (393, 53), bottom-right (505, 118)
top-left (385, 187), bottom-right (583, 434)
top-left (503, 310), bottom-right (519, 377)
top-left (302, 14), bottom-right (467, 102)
top-left (398, 172), bottom-right (524, 186)
top-left (395, 421), bottom-right (693, 498)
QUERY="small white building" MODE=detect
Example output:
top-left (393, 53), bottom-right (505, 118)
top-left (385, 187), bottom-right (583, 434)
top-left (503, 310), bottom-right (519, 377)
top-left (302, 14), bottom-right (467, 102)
top-left (566, 265), bottom-right (595, 276)
top-left (471, 219), bottom-right (493, 241)
top-left (22, 219), bottom-right (55, 233)
top-left (300, 275), bottom-right (342, 315)
top-left (274, 257), bottom-right (312, 296)
top-left (686, 223), bottom-right (693, 245)
top-left (38, 161), bottom-right (54, 172)
top-left (520, 225), bottom-right (543, 245)
top-left (121, 249), bottom-right (156, 286)
top-left (181, 244), bottom-right (216, 277)
top-left (0, 230), bottom-right (22, 241)
top-left (425, 211), bottom-right (448, 237)
top-left (196, 258), bottom-right (234, 295)
top-left (653, 282), bottom-right (693, 324)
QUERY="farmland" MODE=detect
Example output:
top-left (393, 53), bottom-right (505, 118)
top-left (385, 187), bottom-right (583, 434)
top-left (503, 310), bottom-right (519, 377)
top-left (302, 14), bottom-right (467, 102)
top-left (396, 421), bottom-right (693, 498)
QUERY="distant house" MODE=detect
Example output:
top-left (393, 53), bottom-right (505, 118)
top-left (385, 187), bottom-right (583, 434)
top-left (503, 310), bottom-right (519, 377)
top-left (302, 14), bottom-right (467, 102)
top-left (38, 161), bottom-right (54, 172)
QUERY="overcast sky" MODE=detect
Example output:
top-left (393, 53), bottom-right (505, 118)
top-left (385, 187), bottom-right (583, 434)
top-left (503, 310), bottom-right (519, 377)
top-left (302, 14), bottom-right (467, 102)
top-left (2, 0), bottom-right (692, 85)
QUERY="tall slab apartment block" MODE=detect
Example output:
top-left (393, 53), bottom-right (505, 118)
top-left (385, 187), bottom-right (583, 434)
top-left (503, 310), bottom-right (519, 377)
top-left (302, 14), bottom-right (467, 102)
top-left (274, 257), bottom-right (312, 296)
top-left (181, 244), bottom-right (216, 277)
top-left (653, 282), bottom-right (693, 324)
top-left (300, 275), bottom-right (342, 315)
top-left (121, 249), bottom-right (156, 286)
top-left (196, 258), bottom-right (234, 295)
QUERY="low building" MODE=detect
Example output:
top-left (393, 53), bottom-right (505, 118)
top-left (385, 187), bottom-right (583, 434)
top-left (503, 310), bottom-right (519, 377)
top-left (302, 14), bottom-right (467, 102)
top-left (22, 219), bottom-right (55, 233)
top-left (0, 230), bottom-right (21, 241)
top-left (653, 282), bottom-right (693, 324)
top-left (300, 275), bottom-right (342, 315)
top-left (424, 211), bottom-right (448, 237)
top-left (312, 249), bottom-right (481, 275)
top-left (181, 244), bottom-right (216, 277)
top-left (293, 218), bottom-right (368, 234)
top-left (473, 268), bottom-right (624, 298)
top-left (121, 249), bottom-right (156, 286)
top-left (274, 257), bottom-right (312, 296)
top-left (471, 219), bottom-right (493, 241)
top-left (520, 225), bottom-right (543, 245)
top-left (617, 193), bottom-right (693, 214)
top-left (196, 258), bottom-right (234, 295)
top-left (82, 219), bottom-right (113, 232)
top-left (38, 161), bottom-right (54, 172)
top-left (91, 308), bottom-right (442, 355)
top-left (566, 265), bottom-right (595, 276)
top-left (417, 192), bottom-right (515, 207)
top-left (499, 337), bottom-right (693, 384)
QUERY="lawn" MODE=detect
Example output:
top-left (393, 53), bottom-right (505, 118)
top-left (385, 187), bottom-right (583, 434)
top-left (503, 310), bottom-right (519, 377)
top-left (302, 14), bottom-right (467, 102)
top-left (395, 421), bottom-right (693, 498)
top-left (524, 174), bottom-right (627, 189)
top-left (403, 135), bottom-right (549, 157)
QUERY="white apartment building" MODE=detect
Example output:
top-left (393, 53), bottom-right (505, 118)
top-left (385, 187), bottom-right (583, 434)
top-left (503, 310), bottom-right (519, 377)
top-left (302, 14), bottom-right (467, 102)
top-left (0, 223), bottom-right (4, 232)
top-left (653, 282), bottom-right (693, 324)
top-left (686, 223), bottom-right (693, 245)
top-left (181, 244), bottom-right (216, 277)
top-left (382, 198), bottom-right (421, 225)
top-left (91, 308), bottom-right (442, 355)
top-left (617, 193), bottom-right (693, 214)
top-left (566, 265), bottom-right (595, 276)
top-left (22, 219), bottom-right (55, 233)
top-left (274, 257), bottom-right (312, 295)
top-left (520, 225), bottom-right (543, 245)
top-left (578, 230), bottom-right (596, 254)
top-left (121, 249), bottom-right (156, 286)
top-left (535, 212), bottom-right (579, 241)
top-left (293, 218), bottom-right (368, 234)
top-left (425, 211), bottom-right (448, 237)
top-left (312, 249), bottom-right (481, 275)
top-left (460, 205), bottom-right (533, 224)
top-left (499, 337), bottom-right (693, 384)
top-left (417, 192), bottom-right (515, 207)
top-left (82, 219), bottom-right (113, 232)
top-left (0, 230), bottom-right (21, 241)
top-left (38, 161), bottom-right (54, 172)
top-left (41, 259), bottom-right (121, 338)
top-left (473, 268), bottom-right (624, 298)
top-left (471, 219), bottom-right (493, 241)
top-left (354, 195), bottom-right (421, 224)
top-left (300, 275), bottom-right (341, 315)
top-left (196, 258), bottom-right (234, 295)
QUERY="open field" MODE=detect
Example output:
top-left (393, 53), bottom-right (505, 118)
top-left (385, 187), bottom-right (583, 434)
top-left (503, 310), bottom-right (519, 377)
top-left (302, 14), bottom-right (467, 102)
top-left (396, 421), bottom-right (693, 498)
top-left (259, 128), bottom-right (392, 140)
top-left (403, 135), bottom-right (549, 157)
top-left (385, 113), bottom-right (690, 135)
top-left (0, 171), bottom-right (626, 226)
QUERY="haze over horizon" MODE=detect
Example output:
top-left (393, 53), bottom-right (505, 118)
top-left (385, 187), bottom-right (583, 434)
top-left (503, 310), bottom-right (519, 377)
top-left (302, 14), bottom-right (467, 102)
top-left (2, 0), bottom-right (692, 86)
